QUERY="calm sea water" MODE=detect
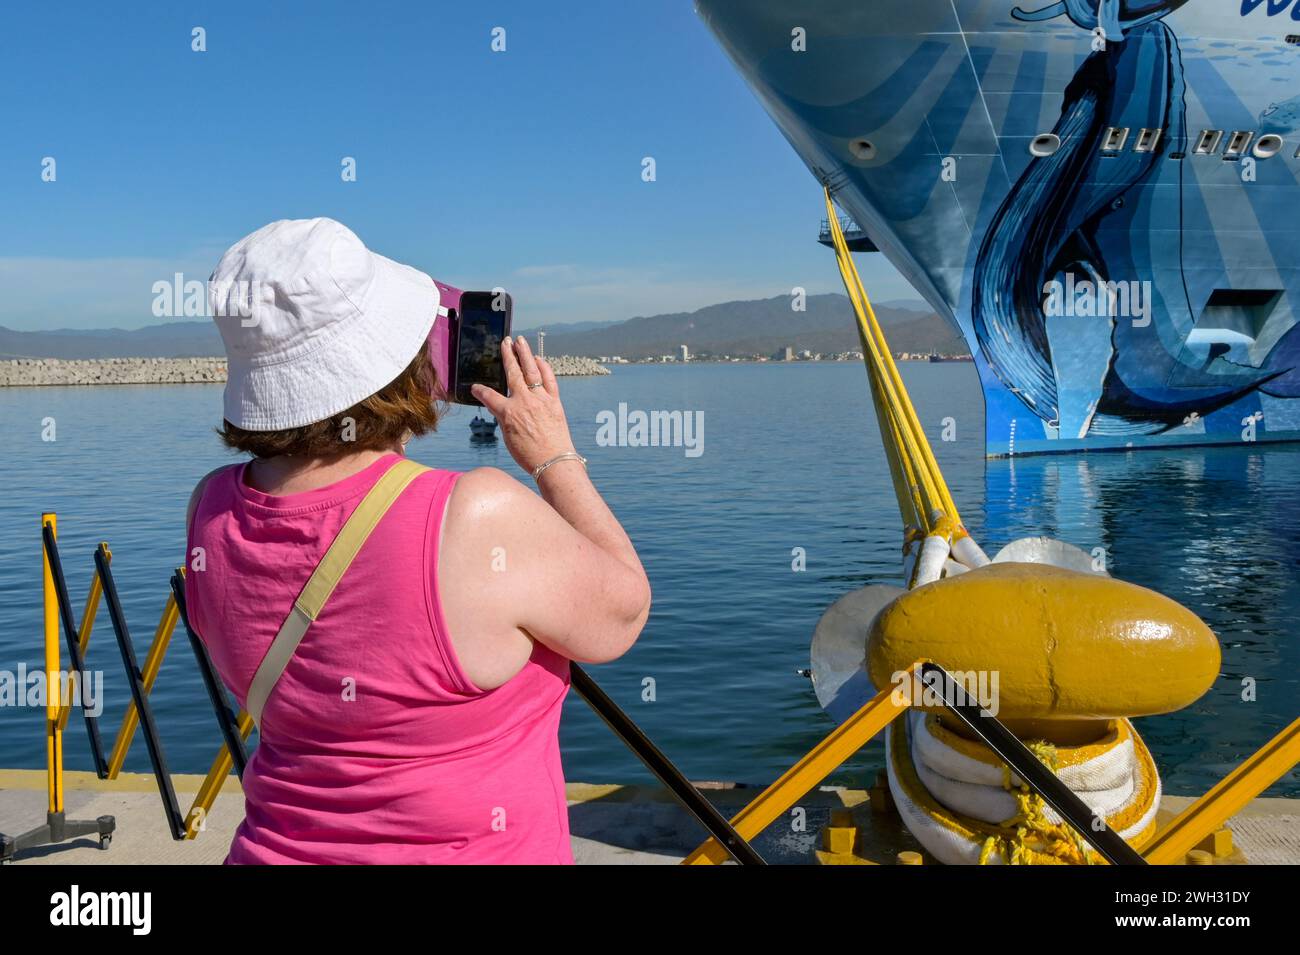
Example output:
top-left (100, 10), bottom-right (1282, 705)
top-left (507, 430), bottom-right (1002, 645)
top-left (1, 362), bottom-right (1296, 797)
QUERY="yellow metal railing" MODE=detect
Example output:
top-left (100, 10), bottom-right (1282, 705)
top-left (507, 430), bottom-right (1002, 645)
top-left (35, 533), bottom-right (248, 841)
top-left (56, 543), bottom-right (109, 734)
top-left (683, 663), bottom-right (918, 864)
top-left (1143, 715), bottom-right (1300, 864)
top-left (184, 710), bottom-right (254, 839)
top-left (106, 575), bottom-right (180, 778)
top-left (43, 514), bottom-right (63, 815)
top-left (102, 564), bottom-right (254, 839)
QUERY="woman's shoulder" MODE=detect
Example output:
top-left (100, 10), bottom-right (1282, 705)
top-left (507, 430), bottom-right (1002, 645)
top-left (446, 466), bottom-right (532, 510)
top-left (186, 462), bottom-right (243, 533)
top-left (440, 467), bottom-right (547, 541)
top-left (451, 465), bottom-right (523, 491)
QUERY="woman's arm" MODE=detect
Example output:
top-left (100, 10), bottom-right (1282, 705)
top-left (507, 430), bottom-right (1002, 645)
top-left (437, 336), bottom-right (650, 684)
top-left (516, 339), bottom-right (644, 579)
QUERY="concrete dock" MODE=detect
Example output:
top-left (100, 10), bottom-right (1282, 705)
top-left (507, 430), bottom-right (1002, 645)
top-left (1, 769), bottom-right (1297, 864)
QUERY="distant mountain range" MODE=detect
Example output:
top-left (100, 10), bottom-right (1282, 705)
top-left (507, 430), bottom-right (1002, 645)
top-left (0, 294), bottom-right (968, 361)
top-left (531, 294), bottom-right (966, 359)
top-left (0, 322), bottom-right (223, 360)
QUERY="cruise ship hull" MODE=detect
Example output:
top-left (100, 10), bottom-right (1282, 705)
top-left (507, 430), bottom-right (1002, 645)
top-left (698, 0), bottom-right (1300, 455)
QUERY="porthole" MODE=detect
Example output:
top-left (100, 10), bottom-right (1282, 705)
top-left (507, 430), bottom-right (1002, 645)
top-left (1223, 130), bottom-right (1253, 160)
top-left (1101, 126), bottom-right (1130, 153)
top-left (1254, 134), bottom-right (1284, 159)
top-left (1194, 129), bottom-right (1223, 155)
top-left (1029, 133), bottom-right (1060, 157)
top-left (848, 138), bottom-right (876, 161)
top-left (1134, 128), bottom-right (1162, 153)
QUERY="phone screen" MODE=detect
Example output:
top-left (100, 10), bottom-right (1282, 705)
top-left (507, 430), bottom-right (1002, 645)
top-left (454, 291), bottom-right (512, 405)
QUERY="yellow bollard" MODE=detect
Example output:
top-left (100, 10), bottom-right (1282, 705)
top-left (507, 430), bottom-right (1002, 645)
top-left (821, 808), bottom-right (858, 855)
top-left (869, 769), bottom-right (895, 815)
top-left (1195, 827), bottom-right (1234, 859)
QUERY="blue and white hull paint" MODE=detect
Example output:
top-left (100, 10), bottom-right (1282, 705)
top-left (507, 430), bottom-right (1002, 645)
top-left (698, 0), bottom-right (1300, 455)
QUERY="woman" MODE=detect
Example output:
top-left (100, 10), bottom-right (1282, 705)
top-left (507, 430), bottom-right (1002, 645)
top-left (186, 218), bottom-right (650, 864)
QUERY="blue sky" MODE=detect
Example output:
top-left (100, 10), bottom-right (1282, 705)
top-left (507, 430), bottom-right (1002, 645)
top-left (0, 1), bottom-right (916, 331)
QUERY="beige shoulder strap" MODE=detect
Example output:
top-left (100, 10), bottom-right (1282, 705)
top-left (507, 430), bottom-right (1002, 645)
top-left (245, 458), bottom-right (430, 728)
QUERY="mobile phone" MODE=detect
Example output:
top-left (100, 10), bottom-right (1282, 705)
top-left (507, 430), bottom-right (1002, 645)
top-left (453, 290), bottom-right (513, 406)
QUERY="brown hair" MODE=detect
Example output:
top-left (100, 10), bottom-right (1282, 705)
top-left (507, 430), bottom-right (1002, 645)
top-left (220, 348), bottom-right (444, 458)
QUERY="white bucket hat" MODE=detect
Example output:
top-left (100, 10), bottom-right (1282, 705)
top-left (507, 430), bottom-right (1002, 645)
top-left (209, 217), bottom-right (440, 431)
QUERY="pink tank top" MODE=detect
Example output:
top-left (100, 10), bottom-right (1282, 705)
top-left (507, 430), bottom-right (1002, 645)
top-left (185, 453), bottom-right (573, 864)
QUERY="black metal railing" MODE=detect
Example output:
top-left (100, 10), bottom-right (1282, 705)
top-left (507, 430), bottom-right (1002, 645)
top-left (819, 215), bottom-right (862, 242)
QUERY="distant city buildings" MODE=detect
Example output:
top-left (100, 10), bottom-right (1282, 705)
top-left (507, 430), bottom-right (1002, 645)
top-left (894, 352), bottom-right (974, 362)
top-left (599, 349), bottom-right (968, 364)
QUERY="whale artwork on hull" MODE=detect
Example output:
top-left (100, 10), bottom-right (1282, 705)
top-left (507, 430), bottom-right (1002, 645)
top-left (698, 0), bottom-right (1300, 454)
top-left (974, 3), bottom-right (1278, 438)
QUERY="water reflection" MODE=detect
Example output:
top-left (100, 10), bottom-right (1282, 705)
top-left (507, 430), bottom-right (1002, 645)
top-left (984, 446), bottom-right (1300, 796)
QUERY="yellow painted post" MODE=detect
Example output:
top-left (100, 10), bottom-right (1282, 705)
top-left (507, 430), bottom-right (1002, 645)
top-left (682, 663), bottom-right (919, 865)
top-left (106, 589), bottom-right (181, 778)
top-left (184, 711), bottom-right (255, 839)
top-left (1143, 715), bottom-right (1300, 864)
top-left (57, 544), bottom-right (110, 733)
top-left (42, 513), bottom-right (63, 814)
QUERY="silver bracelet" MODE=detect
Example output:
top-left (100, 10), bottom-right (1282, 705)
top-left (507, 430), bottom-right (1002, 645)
top-left (532, 451), bottom-right (587, 481)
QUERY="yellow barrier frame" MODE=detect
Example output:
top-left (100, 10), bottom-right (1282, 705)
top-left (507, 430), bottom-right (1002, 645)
top-left (87, 562), bottom-right (255, 839)
top-left (682, 662), bottom-right (918, 864)
top-left (42, 514), bottom-right (64, 815)
top-left (55, 543), bottom-right (110, 733)
top-left (3, 514), bottom-right (118, 860)
top-left (1143, 715), bottom-right (1300, 864)
top-left (185, 711), bottom-right (255, 839)
top-left (105, 561), bottom-right (181, 779)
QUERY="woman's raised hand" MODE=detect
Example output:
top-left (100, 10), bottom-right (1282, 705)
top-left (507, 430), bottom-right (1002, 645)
top-left (450, 334), bottom-right (650, 669)
top-left (471, 335), bottom-right (577, 476)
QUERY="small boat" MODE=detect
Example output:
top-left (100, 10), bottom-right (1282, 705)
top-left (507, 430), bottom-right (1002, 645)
top-left (469, 415), bottom-right (498, 440)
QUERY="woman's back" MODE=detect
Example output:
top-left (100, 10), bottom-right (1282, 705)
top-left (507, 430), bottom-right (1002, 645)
top-left (186, 453), bottom-right (574, 864)
top-left (190, 218), bottom-right (648, 863)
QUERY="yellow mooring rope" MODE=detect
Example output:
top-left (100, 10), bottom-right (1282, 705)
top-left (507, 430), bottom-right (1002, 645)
top-left (822, 188), bottom-right (965, 548)
top-left (980, 740), bottom-right (1094, 866)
